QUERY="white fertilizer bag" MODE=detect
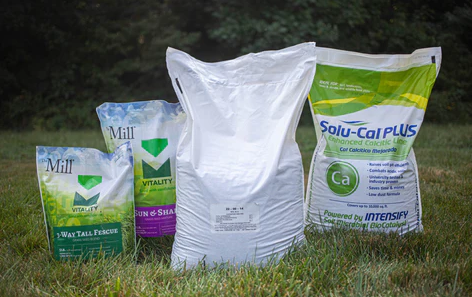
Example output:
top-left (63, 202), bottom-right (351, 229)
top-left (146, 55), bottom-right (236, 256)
top-left (36, 142), bottom-right (135, 260)
top-left (306, 47), bottom-right (442, 235)
top-left (96, 100), bottom-right (186, 237)
top-left (166, 42), bottom-right (317, 268)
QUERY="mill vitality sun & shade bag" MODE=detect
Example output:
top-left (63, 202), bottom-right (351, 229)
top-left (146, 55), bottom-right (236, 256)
top-left (305, 47), bottom-right (442, 234)
top-left (36, 142), bottom-right (135, 260)
top-left (167, 42), bottom-right (317, 268)
top-left (97, 100), bottom-right (186, 237)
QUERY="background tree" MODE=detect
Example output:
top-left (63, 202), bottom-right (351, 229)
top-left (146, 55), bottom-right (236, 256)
top-left (0, 0), bottom-right (470, 130)
top-left (208, 0), bottom-right (472, 123)
top-left (0, 0), bottom-right (198, 130)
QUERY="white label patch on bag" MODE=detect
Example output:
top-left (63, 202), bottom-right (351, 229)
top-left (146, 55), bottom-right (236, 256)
top-left (210, 204), bottom-right (260, 233)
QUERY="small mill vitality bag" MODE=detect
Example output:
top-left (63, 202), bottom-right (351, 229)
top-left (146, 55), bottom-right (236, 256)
top-left (96, 100), bottom-right (186, 237)
top-left (306, 47), bottom-right (442, 234)
top-left (36, 142), bottom-right (135, 260)
top-left (167, 42), bottom-right (317, 268)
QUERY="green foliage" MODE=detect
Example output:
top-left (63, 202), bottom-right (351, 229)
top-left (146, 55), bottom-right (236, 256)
top-left (208, 0), bottom-right (472, 124)
top-left (208, 0), bottom-right (439, 53)
top-left (0, 0), bottom-right (199, 130)
top-left (427, 3), bottom-right (472, 122)
top-left (0, 0), bottom-right (471, 130)
top-left (0, 125), bottom-right (471, 295)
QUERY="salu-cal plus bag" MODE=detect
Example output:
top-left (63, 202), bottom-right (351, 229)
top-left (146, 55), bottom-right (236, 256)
top-left (305, 47), bottom-right (441, 234)
top-left (36, 142), bottom-right (135, 260)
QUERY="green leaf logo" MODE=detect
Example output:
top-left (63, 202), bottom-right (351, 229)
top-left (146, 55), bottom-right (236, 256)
top-left (78, 175), bottom-right (102, 190)
top-left (142, 139), bottom-right (168, 157)
top-left (141, 138), bottom-right (171, 178)
top-left (74, 192), bottom-right (100, 206)
top-left (73, 175), bottom-right (102, 207)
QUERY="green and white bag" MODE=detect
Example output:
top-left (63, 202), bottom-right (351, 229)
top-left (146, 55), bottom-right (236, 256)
top-left (96, 100), bottom-right (186, 237)
top-left (36, 142), bottom-right (135, 260)
top-left (306, 47), bottom-right (441, 234)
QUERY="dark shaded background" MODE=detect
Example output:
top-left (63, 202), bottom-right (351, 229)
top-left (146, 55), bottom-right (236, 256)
top-left (1, 0), bottom-right (471, 130)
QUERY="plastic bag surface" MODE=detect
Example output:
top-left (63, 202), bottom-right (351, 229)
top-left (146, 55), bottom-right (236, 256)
top-left (36, 142), bottom-right (135, 260)
top-left (97, 100), bottom-right (186, 237)
top-left (167, 43), bottom-right (317, 268)
top-left (306, 47), bottom-right (442, 234)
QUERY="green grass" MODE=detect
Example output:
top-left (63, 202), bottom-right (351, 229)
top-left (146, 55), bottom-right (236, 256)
top-left (0, 124), bottom-right (471, 296)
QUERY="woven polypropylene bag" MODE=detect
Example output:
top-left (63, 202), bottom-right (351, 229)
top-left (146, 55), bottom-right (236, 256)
top-left (167, 43), bottom-right (317, 268)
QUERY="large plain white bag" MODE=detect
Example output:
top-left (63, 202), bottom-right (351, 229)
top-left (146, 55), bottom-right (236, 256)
top-left (166, 43), bottom-right (316, 268)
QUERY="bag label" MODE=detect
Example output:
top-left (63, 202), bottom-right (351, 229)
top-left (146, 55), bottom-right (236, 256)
top-left (135, 204), bottom-right (176, 237)
top-left (306, 48), bottom-right (441, 234)
top-left (53, 222), bottom-right (122, 260)
top-left (313, 158), bottom-right (415, 230)
top-left (96, 101), bottom-right (186, 237)
top-left (311, 64), bottom-right (436, 161)
top-left (210, 204), bottom-right (260, 233)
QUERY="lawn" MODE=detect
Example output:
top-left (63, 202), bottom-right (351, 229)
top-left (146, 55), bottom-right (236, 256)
top-left (0, 124), bottom-right (471, 296)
